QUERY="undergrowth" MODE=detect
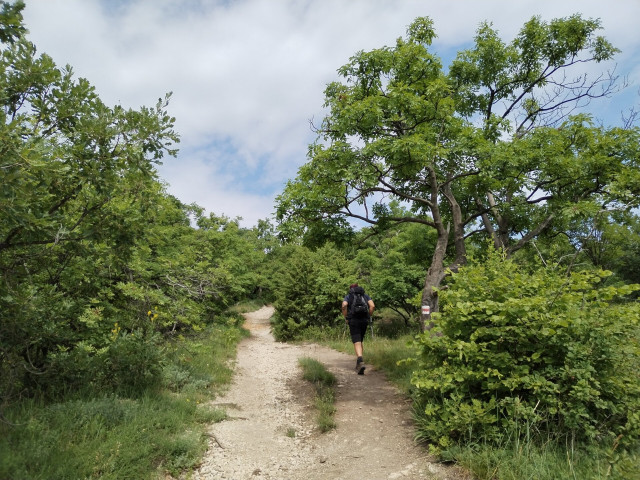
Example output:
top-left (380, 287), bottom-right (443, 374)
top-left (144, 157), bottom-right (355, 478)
top-left (295, 312), bottom-right (640, 479)
top-left (0, 316), bottom-right (248, 479)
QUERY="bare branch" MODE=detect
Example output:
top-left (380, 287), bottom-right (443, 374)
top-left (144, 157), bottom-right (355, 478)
top-left (506, 213), bottom-right (555, 256)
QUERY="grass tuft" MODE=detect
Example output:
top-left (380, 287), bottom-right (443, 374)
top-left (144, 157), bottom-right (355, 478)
top-left (298, 357), bottom-right (337, 432)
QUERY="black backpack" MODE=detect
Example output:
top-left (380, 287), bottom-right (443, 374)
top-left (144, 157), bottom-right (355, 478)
top-left (349, 286), bottom-right (369, 319)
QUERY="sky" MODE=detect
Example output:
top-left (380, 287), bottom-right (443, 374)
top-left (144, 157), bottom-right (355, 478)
top-left (21, 0), bottom-right (640, 228)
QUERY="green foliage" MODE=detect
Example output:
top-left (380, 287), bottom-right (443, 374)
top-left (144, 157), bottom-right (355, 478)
top-left (0, 1), bottom-right (25, 43)
top-left (45, 329), bottom-right (165, 397)
top-left (276, 12), bottom-right (638, 334)
top-left (410, 248), bottom-right (640, 452)
top-left (0, 11), bottom-right (269, 402)
top-left (0, 322), bottom-right (243, 479)
top-left (271, 243), bottom-right (355, 340)
top-left (0, 12), bottom-right (177, 400)
top-left (450, 15), bottom-right (618, 126)
top-left (578, 212), bottom-right (640, 287)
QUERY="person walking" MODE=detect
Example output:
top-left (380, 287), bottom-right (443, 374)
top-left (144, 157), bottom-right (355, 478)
top-left (342, 283), bottom-right (375, 374)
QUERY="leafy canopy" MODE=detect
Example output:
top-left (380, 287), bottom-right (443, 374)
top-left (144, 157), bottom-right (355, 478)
top-left (276, 13), bottom-right (637, 331)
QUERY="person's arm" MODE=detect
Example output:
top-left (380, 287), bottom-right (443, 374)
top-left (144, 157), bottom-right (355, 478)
top-left (368, 299), bottom-right (375, 316)
top-left (342, 300), bottom-right (348, 320)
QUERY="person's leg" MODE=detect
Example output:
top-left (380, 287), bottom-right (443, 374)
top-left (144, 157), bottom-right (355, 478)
top-left (355, 321), bottom-right (367, 374)
top-left (349, 322), bottom-right (367, 374)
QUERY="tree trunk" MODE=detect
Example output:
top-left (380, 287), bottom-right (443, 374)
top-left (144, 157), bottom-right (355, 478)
top-left (443, 183), bottom-right (467, 266)
top-left (418, 183), bottom-right (468, 332)
top-left (420, 224), bottom-right (449, 332)
top-left (486, 191), bottom-right (508, 249)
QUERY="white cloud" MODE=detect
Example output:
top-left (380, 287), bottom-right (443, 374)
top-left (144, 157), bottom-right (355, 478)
top-left (22, 0), bottom-right (640, 227)
top-left (158, 148), bottom-right (277, 226)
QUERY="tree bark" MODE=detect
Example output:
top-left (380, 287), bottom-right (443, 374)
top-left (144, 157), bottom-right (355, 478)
top-left (443, 183), bottom-right (467, 266)
top-left (420, 225), bottom-right (448, 332)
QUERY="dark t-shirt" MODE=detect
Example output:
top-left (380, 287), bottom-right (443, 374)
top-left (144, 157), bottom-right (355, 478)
top-left (344, 292), bottom-right (371, 321)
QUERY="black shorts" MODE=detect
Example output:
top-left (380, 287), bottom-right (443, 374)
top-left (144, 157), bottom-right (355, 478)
top-left (348, 318), bottom-right (369, 343)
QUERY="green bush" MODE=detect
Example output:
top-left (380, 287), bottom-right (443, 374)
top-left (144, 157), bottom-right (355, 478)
top-left (46, 329), bottom-right (165, 397)
top-left (410, 249), bottom-right (640, 451)
top-left (102, 331), bottom-right (165, 394)
top-left (271, 244), bottom-right (355, 340)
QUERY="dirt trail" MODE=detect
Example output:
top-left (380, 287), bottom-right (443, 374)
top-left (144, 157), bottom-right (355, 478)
top-left (194, 306), bottom-right (468, 480)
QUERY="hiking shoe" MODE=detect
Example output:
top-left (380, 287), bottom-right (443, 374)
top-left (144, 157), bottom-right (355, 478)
top-left (356, 360), bottom-right (366, 375)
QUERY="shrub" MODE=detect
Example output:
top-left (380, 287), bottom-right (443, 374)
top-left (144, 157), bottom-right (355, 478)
top-left (410, 249), bottom-right (640, 451)
top-left (47, 329), bottom-right (165, 397)
top-left (271, 244), bottom-right (355, 340)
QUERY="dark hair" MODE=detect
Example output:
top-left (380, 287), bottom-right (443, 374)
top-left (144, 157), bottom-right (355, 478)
top-left (349, 283), bottom-right (359, 289)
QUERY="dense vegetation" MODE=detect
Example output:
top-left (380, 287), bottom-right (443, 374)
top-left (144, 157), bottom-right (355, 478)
top-left (1, 4), bottom-right (271, 478)
top-left (276, 11), bottom-right (640, 480)
top-left (412, 250), bottom-right (639, 464)
top-left (0, 1), bottom-right (273, 405)
top-left (2, 2), bottom-right (639, 478)
top-left (277, 13), bottom-right (640, 332)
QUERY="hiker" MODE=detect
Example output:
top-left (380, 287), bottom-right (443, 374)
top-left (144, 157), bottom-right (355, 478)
top-left (342, 283), bottom-right (375, 375)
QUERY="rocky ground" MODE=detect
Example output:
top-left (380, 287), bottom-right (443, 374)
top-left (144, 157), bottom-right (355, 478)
top-left (193, 306), bottom-right (470, 480)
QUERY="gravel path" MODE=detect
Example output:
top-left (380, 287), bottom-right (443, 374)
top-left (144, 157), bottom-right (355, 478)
top-left (193, 306), bottom-right (469, 480)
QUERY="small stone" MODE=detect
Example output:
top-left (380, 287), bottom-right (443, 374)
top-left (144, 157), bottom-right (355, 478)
top-left (319, 455), bottom-right (328, 463)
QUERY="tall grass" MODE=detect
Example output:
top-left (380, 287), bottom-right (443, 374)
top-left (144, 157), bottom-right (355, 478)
top-left (1, 394), bottom-right (226, 479)
top-left (0, 319), bottom-right (248, 480)
top-left (441, 433), bottom-right (639, 480)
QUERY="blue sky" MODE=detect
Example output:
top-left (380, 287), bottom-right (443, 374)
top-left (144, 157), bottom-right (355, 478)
top-left (22, 0), bottom-right (640, 227)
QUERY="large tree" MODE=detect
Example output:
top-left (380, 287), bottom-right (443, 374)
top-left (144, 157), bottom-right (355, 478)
top-left (276, 15), bottom-right (640, 330)
top-left (0, 2), bottom-right (180, 398)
